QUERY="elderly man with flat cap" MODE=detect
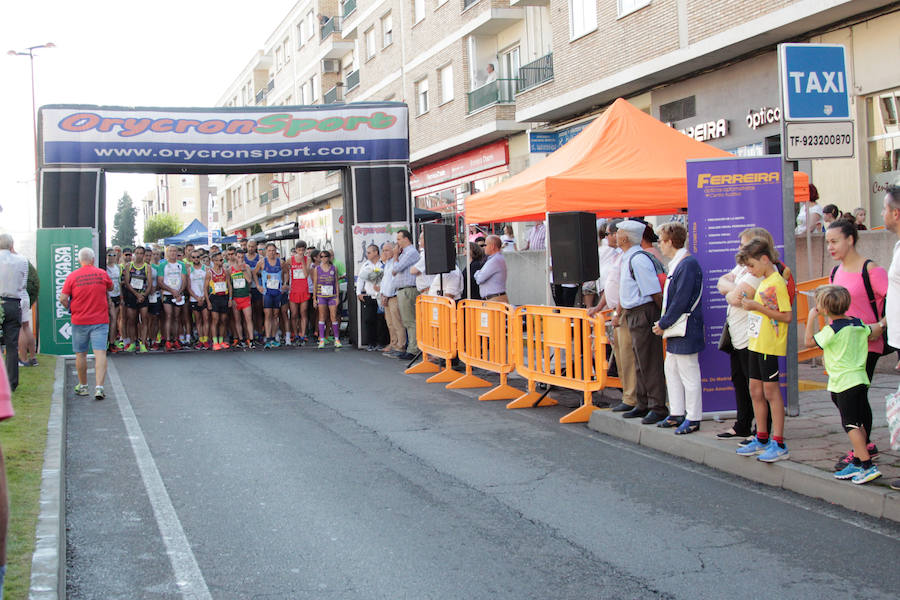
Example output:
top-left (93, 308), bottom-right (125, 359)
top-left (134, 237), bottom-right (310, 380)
top-left (614, 219), bottom-right (668, 424)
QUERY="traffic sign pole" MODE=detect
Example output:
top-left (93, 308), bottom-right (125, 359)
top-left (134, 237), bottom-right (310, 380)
top-left (778, 44), bottom-right (800, 417)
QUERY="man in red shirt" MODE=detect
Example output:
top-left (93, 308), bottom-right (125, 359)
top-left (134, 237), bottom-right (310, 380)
top-left (60, 247), bottom-right (113, 400)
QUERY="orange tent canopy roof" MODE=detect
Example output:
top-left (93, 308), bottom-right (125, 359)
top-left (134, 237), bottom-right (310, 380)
top-left (464, 98), bottom-right (809, 223)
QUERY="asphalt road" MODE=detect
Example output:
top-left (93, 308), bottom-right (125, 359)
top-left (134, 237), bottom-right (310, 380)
top-left (66, 347), bottom-right (900, 599)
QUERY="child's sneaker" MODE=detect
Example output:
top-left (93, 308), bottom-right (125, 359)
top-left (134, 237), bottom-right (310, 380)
top-left (851, 465), bottom-right (882, 485)
top-left (834, 462), bottom-right (864, 480)
top-left (757, 441), bottom-right (790, 463)
top-left (94, 386), bottom-right (105, 400)
top-left (736, 437), bottom-right (768, 456)
top-left (74, 383), bottom-right (89, 396)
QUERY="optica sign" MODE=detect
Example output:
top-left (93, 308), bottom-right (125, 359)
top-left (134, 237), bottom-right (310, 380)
top-left (39, 102), bottom-right (410, 172)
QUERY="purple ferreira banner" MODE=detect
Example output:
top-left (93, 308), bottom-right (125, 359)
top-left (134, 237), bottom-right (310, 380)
top-left (687, 156), bottom-right (785, 413)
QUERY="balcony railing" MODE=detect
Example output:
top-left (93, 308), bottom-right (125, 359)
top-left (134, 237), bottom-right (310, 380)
top-left (517, 53), bottom-right (553, 93)
top-left (320, 16), bottom-right (341, 40)
top-left (255, 89), bottom-right (265, 104)
top-left (266, 79), bottom-right (275, 92)
top-left (346, 69), bottom-right (360, 91)
top-left (467, 79), bottom-right (516, 113)
top-left (342, 0), bottom-right (357, 18)
top-left (324, 85), bottom-right (341, 104)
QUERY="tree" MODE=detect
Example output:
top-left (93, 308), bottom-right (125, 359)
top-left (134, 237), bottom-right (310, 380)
top-left (143, 214), bottom-right (182, 244)
top-left (111, 192), bottom-right (137, 248)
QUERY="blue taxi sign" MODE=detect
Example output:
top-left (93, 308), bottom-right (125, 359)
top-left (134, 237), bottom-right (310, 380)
top-left (779, 44), bottom-right (851, 121)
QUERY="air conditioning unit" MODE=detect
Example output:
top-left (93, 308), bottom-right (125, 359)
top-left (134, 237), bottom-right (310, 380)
top-left (322, 59), bottom-right (340, 73)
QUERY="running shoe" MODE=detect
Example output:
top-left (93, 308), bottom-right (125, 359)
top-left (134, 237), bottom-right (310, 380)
top-left (326, 336), bottom-right (335, 343)
top-left (204, 342), bottom-right (212, 350)
top-left (94, 386), bottom-right (105, 400)
top-left (851, 465), bottom-right (882, 485)
top-left (108, 344), bottom-right (119, 353)
top-left (264, 340), bottom-right (272, 349)
top-left (317, 339), bottom-right (325, 349)
top-left (151, 341), bottom-right (160, 351)
top-left (232, 338), bottom-right (240, 347)
top-left (125, 342), bottom-right (136, 353)
top-left (194, 341), bottom-right (205, 350)
top-left (757, 441), bottom-right (790, 463)
top-left (74, 383), bottom-right (89, 396)
top-left (833, 444), bottom-right (880, 471)
top-left (221, 341), bottom-right (230, 350)
top-left (212, 343), bottom-right (222, 351)
top-left (115, 340), bottom-right (125, 350)
top-left (271, 339), bottom-right (281, 348)
top-left (139, 341), bottom-right (148, 353)
top-left (333, 339), bottom-right (342, 348)
top-left (165, 341), bottom-right (173, 352)
top-left (173, 340), bottom-right (183, 350)
top-left (834, 462), bottom-right (864, 480)
top-left (736, 437), bottom-right (768, 456)
top-left (247, 339), bottom-right (256, 349)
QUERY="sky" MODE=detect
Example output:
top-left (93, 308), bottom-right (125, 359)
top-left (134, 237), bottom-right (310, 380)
top-left (0, 0), bottom-right (298, 258)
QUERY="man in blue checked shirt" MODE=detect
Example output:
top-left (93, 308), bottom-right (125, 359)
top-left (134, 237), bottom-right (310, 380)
top-left (392, 230), bottom-right (420, 359)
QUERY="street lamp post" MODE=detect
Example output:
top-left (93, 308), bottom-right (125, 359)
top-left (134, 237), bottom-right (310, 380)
top-left (7, 42), bottom-right (55, 206)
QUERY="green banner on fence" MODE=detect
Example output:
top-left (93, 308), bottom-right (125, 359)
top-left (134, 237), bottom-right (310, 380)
top-left (37, 228), bottom-right (93, 355)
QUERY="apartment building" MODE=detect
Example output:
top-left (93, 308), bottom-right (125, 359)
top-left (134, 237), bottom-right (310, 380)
top-left (218, 0), bottom-right (900, 240)
top-left (142, 175), bottom-right (215, 230)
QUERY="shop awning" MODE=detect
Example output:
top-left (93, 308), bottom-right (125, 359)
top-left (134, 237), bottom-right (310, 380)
top-left (464, 98), bottom-right (809, 223)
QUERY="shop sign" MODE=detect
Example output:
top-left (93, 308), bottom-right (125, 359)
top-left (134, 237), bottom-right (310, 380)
top-left (746, 107), bottom-right (781, 130)
top-left (410, 141), bottom-right (508, 190)
top-left (528, 120), bottom-right (593, 153)
top-left (678, 119), bottom-right (729, 142)
top-left (870, 170), bottom-right (900, 217)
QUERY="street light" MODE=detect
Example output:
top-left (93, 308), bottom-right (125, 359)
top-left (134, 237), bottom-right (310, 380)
top-left (7, 42), bottom-right (56, 204)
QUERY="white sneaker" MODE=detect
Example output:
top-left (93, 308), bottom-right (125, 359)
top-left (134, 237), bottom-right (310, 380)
top-left (94, 386), bottom-right (105, 400)
top-left (74, 383), bottom-right (89, 396)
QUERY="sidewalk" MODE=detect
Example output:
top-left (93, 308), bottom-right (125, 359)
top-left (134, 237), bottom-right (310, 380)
top-left (585, 360), bottom-right (900, 521)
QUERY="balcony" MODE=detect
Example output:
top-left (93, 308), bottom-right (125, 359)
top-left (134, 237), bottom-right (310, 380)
top-left (345, 69), bottom-right (360, 92)
top-left (255, 89), bottom-right (265, 104)
top-left (467, 79), bottom-right (516, 113)
top-left (516, 53), bottom-right (553, 94)
top-left (320, 16), bottom-right (341, 40)
top-left (324, 85), bottom-right (343, 104)
top-left (342, 0), bottom-right (357, 18)
top-left (463, 0), bottom-right (480, 9)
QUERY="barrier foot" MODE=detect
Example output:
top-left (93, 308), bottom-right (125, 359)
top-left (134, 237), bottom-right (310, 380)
top-left (405, 359), bottom-right (440, 375)
top-left (506, 391), bottom-right (558, 409)
top-left (446, 373), bottom-right (492, 390)
top-left (426, 368), bottom-right (463, 384)
top-left (478, 383), bottom-right (522, 402)
top-left (559, 404), bottom-right (599, 424)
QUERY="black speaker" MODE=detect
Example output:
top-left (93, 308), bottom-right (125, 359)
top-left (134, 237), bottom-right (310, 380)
top-left (423, 223), bottom-right (455, 274)
top-left (548, 211), bottom-right (599, 284)
top-left (40, 170), bottom-right (100, 229)
top-left (353, 166), bottom-right (409, 223)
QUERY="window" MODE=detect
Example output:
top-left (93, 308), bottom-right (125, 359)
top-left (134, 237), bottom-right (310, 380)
top-left (618, 0), bottom-right (651, 17)
top-left (415, 78), bottom-right (429, 115)
top-left (381, 12), bottom-right (393, 47)
top-left (275, 47), bottom-right (283, 70)
top-left (438, 64), bottom-right (454, 104)
top-left (309, 75), bottom-right (318, 103)
top-left (437, 0), bottom-right (449, 6)
top-left (413, 0), bottom-right (425, 24)
top-left (301, 82), bottom-right (311, 105)
top-left (307, 10), bottom-right (316, 40)
top-left (298, 20), bottom-right (307, 46)
top-left (365, 26), bottom-right (376, 60)
top-left (283, 38), bottom-right (291, 63)
top-left (569, 0), bottom-right (597, 39)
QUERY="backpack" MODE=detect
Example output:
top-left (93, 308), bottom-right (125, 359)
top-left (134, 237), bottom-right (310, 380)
top-left (830, 261), bottom-right (895, 356)
top-left (774, 260), bottom-right (796, 305)
top-left (628, 250), bottom-right (667, 292)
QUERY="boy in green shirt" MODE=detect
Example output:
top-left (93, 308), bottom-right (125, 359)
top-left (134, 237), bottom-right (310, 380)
top-left (804, 285), bottom-right (884, 484)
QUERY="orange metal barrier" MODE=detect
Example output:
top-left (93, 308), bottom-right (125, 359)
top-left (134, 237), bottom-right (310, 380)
top-left (449, 300), bottom-right (521, 401)
top-left (796, 276), bottom-right (828, 361)
top-left (508, 305), bottom-right (611, 424)
top-left (405, 295), bottom-right (462, 383)
top-left (599, 309), bottom-right (622, 391)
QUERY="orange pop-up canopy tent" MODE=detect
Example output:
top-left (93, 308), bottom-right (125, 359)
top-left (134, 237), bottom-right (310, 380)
top-left (464, 98), bottom-right (809, 223)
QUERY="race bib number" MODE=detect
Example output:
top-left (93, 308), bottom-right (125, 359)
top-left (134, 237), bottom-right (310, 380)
top-left (320, 285), bottom-right (334, 296)
top-left (165, 274), bottom-right (181, 289)
top-left (747, 313), bottom-right (763, 339)
top-left (149, 292), bottom-right (159, 302)
top-left (233, 278), bottom-right (246, 289)
top-left (292, 268), bottom-right (305, 280)
top-left (266, 277), bottom-right (280, 290)
top-left (131, 278), bottom-right (144, 291)
top-left (214, 281), bottom-right (228, 294)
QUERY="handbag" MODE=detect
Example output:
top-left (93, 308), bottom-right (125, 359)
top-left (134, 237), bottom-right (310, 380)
top-left (661, 292), bottom-right (701, 339)
top-left (717, 321), bottom-right (735, 353)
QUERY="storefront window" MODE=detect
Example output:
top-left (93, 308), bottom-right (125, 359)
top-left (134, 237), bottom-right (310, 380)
top-left (867, 91), bottom-right (900, 226)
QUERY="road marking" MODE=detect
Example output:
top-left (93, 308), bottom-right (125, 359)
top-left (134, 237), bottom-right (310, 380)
top-left (108, 361), bottom-right (213, 600)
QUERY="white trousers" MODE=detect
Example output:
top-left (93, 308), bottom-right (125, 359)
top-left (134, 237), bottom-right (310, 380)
top-left (664, 352), bottom-right (702, 421)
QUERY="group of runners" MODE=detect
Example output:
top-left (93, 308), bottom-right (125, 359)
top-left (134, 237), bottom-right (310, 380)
top-left (105, 239), bottom-right (345, 352)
